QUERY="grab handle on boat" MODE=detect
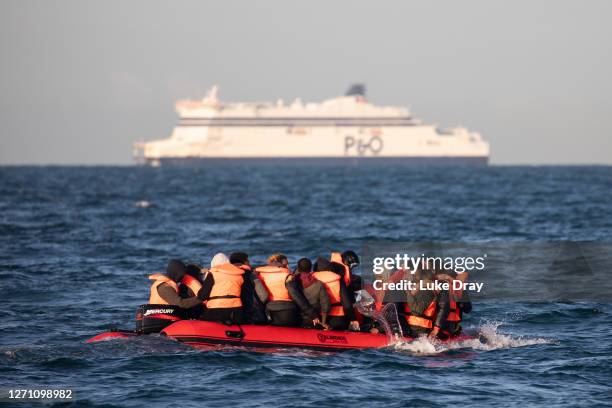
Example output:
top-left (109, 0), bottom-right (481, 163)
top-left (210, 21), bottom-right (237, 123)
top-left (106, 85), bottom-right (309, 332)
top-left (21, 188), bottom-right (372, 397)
top-left (225, 330), bottom-right (245, 339)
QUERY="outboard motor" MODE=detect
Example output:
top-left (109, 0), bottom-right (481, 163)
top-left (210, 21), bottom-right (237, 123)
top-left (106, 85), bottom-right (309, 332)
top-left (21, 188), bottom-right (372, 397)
top-left (135, 304), bottom-right (185, 334)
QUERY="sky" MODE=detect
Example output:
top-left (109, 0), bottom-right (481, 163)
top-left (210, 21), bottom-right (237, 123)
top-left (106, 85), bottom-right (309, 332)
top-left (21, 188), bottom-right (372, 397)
top-left (0, 0), bottom-right (610, 165)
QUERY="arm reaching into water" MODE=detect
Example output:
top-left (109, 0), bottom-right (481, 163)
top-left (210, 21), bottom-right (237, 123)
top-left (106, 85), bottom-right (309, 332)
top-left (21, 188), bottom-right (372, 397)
top-left (430, 290), bottom-right (450, 338)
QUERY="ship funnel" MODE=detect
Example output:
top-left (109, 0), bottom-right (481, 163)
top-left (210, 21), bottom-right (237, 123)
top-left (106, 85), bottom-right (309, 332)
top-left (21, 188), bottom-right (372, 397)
top-left (345, 83), bottom-right (366, 97)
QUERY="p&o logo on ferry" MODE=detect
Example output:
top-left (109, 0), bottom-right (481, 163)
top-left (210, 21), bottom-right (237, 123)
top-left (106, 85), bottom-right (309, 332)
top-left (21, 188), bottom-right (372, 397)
top-left (344, 135), bottom-right (384, 156)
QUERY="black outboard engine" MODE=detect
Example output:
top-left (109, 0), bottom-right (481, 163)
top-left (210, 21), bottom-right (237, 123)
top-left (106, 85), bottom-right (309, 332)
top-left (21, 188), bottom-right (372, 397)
top-left (135, 304), bottom-right (186, 334)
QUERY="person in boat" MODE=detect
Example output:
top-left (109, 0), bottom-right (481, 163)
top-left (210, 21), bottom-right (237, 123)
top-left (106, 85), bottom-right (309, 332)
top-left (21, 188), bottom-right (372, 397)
top-left (179, 263), bottom-right (205, 318)
top-left (149, 260), bottom-right (206, 308)
top-left (403, 268), bottom-right (450, 339)
top-left (434, 269), bottom-right (472, 337)
top-left (199, 253), bottom-right (246, 324)
top-left (313, 256), bottom-right (360, 331)
top-left (286, 258), bottom-right (331, 329)
top-left (331, 250), bottom-right (363, 298)
top-left (229, 251), bottom-right (267, 324)
top-left (254, 254), bottom-right (300, 327)
top-left (139, 260), bottom-right (207, 333)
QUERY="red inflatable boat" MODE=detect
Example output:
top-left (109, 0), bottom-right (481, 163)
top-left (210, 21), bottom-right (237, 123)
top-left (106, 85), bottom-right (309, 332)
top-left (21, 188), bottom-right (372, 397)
top-left (87, 320), bottom-right (473, 351)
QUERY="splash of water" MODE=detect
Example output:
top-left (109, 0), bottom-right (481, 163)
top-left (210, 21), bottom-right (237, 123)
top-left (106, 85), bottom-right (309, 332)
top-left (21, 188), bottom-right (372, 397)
top-left (391, 321), bottom-right (553, 355)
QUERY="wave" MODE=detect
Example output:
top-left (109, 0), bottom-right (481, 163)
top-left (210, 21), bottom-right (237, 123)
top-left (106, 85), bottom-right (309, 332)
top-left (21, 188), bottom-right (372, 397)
top-left (134, 200), bottom-right (152, 208)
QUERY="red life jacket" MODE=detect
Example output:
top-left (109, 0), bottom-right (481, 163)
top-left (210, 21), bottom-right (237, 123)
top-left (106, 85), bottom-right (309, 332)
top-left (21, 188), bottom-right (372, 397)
top-left (313, 271), bottom-right (344, 317)
top-left (181, 274), bottom-right (202, 298)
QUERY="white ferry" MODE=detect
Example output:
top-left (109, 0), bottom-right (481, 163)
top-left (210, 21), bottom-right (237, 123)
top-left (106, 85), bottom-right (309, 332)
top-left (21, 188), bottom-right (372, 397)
top-left (134, 85), bottom-right (489, 166)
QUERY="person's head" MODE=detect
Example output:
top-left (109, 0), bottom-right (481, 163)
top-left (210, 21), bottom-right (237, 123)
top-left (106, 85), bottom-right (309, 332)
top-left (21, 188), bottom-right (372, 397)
top-left (166, 259), bottom-right (186, 282)
top-left (185, 263), bottom-right (202, 278)
top-left (268, 253), bottom-right (288, 267)
top-left (314, 256), bottom-right (331, 272)
top-left (230, 251), bottom-right (250, 266)
top-left (329, 261), bottom-right (346, 277)
top-left (211, 252), bottom-right (230, 268)
top-left (297, 258), bottom-right (312, 273)
top-left (341, 250), bottom-right (360, 269)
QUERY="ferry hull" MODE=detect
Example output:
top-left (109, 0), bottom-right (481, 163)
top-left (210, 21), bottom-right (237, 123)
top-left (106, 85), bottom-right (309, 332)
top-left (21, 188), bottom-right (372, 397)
top-left (147, 156), bottom-right (489, 166)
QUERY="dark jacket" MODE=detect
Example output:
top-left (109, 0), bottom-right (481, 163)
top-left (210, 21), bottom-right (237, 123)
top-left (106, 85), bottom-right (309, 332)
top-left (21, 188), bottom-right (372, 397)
top-left (405, 288), bottom-right (450, 329)
top-left (314, 257), bottom-right (356, 321)
top-left (286, 273), bottom-right (330, 321)
top-left (156, 283), bottom-right (203, 309)
top-left (338, 279), bottom-right (356, 321)
top-left (240, 266), bottom-right (267, 324)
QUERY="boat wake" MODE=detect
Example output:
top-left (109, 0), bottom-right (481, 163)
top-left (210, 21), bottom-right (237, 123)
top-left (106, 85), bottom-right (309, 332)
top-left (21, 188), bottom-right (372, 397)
top-left (391, 321), bottom-right (553, 355)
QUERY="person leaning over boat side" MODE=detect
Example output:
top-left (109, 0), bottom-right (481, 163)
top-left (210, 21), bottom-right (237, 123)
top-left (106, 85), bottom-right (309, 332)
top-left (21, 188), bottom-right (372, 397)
top-left (286, 258), bottom-right (331, 329)
top-left (198, 253), bottom-right (246, 324)
top-left (229, 251), bottom-right (267, 324)
top-left (404, 268), bottom-right (450, 339)
top-left (313, 257), bottom-right (360, 331)
top-left (254, 254), bottom-right (300, 327)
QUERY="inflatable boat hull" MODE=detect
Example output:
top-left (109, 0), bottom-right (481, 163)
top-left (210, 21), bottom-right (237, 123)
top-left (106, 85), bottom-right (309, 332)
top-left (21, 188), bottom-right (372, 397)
top-left (88, 321), bottom-right (474, 351)
top-left (161, 320), bottom-right (391, 351)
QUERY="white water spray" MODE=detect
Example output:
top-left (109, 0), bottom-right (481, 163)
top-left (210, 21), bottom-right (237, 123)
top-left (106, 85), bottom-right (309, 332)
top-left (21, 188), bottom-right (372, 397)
top-left (392, 320), bottom-right (553, 355)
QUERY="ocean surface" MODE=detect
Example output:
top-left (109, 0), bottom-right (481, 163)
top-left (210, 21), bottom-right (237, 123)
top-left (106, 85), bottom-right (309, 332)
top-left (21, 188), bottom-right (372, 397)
top-left (0, 165), bottom-right (611, 407)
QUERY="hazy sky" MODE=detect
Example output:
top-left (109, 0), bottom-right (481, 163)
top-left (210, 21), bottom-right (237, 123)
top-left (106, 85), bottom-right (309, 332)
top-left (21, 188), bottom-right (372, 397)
top-left (1, 0), bottom-right (611, 165)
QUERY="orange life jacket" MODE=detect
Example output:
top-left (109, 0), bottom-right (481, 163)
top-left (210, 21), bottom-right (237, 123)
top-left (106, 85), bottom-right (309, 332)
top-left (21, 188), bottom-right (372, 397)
top-left (407, 299), bottom-right (437, 329)
top-left (207, 263), bottom-right (245, 309)
top-left (331, 252), bottom-right (351, 286)
top-left (256, 265), bottom-right (292, 302)
top-left (181, 274), bottom-right (202, 297)
top-left (148, 274), bottom-right (179, 305)
top-left (313, 271), bottom-right (344, 317)
top-left (447, 283), bottom-right (462, 322)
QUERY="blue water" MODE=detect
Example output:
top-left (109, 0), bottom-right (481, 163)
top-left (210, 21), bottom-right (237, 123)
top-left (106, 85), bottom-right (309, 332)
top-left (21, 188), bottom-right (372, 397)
top-left (0, 165), bottom-right (611, 407)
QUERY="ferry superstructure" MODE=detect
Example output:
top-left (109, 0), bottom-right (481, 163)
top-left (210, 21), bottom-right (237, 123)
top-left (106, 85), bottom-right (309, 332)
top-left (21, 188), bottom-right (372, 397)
top-left (134, 85), bottom-right (489, 165)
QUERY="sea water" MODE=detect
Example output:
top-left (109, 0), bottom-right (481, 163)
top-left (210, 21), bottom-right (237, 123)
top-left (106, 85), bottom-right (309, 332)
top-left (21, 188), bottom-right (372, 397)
top-left (0, 165), bottom-right (611, 407)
